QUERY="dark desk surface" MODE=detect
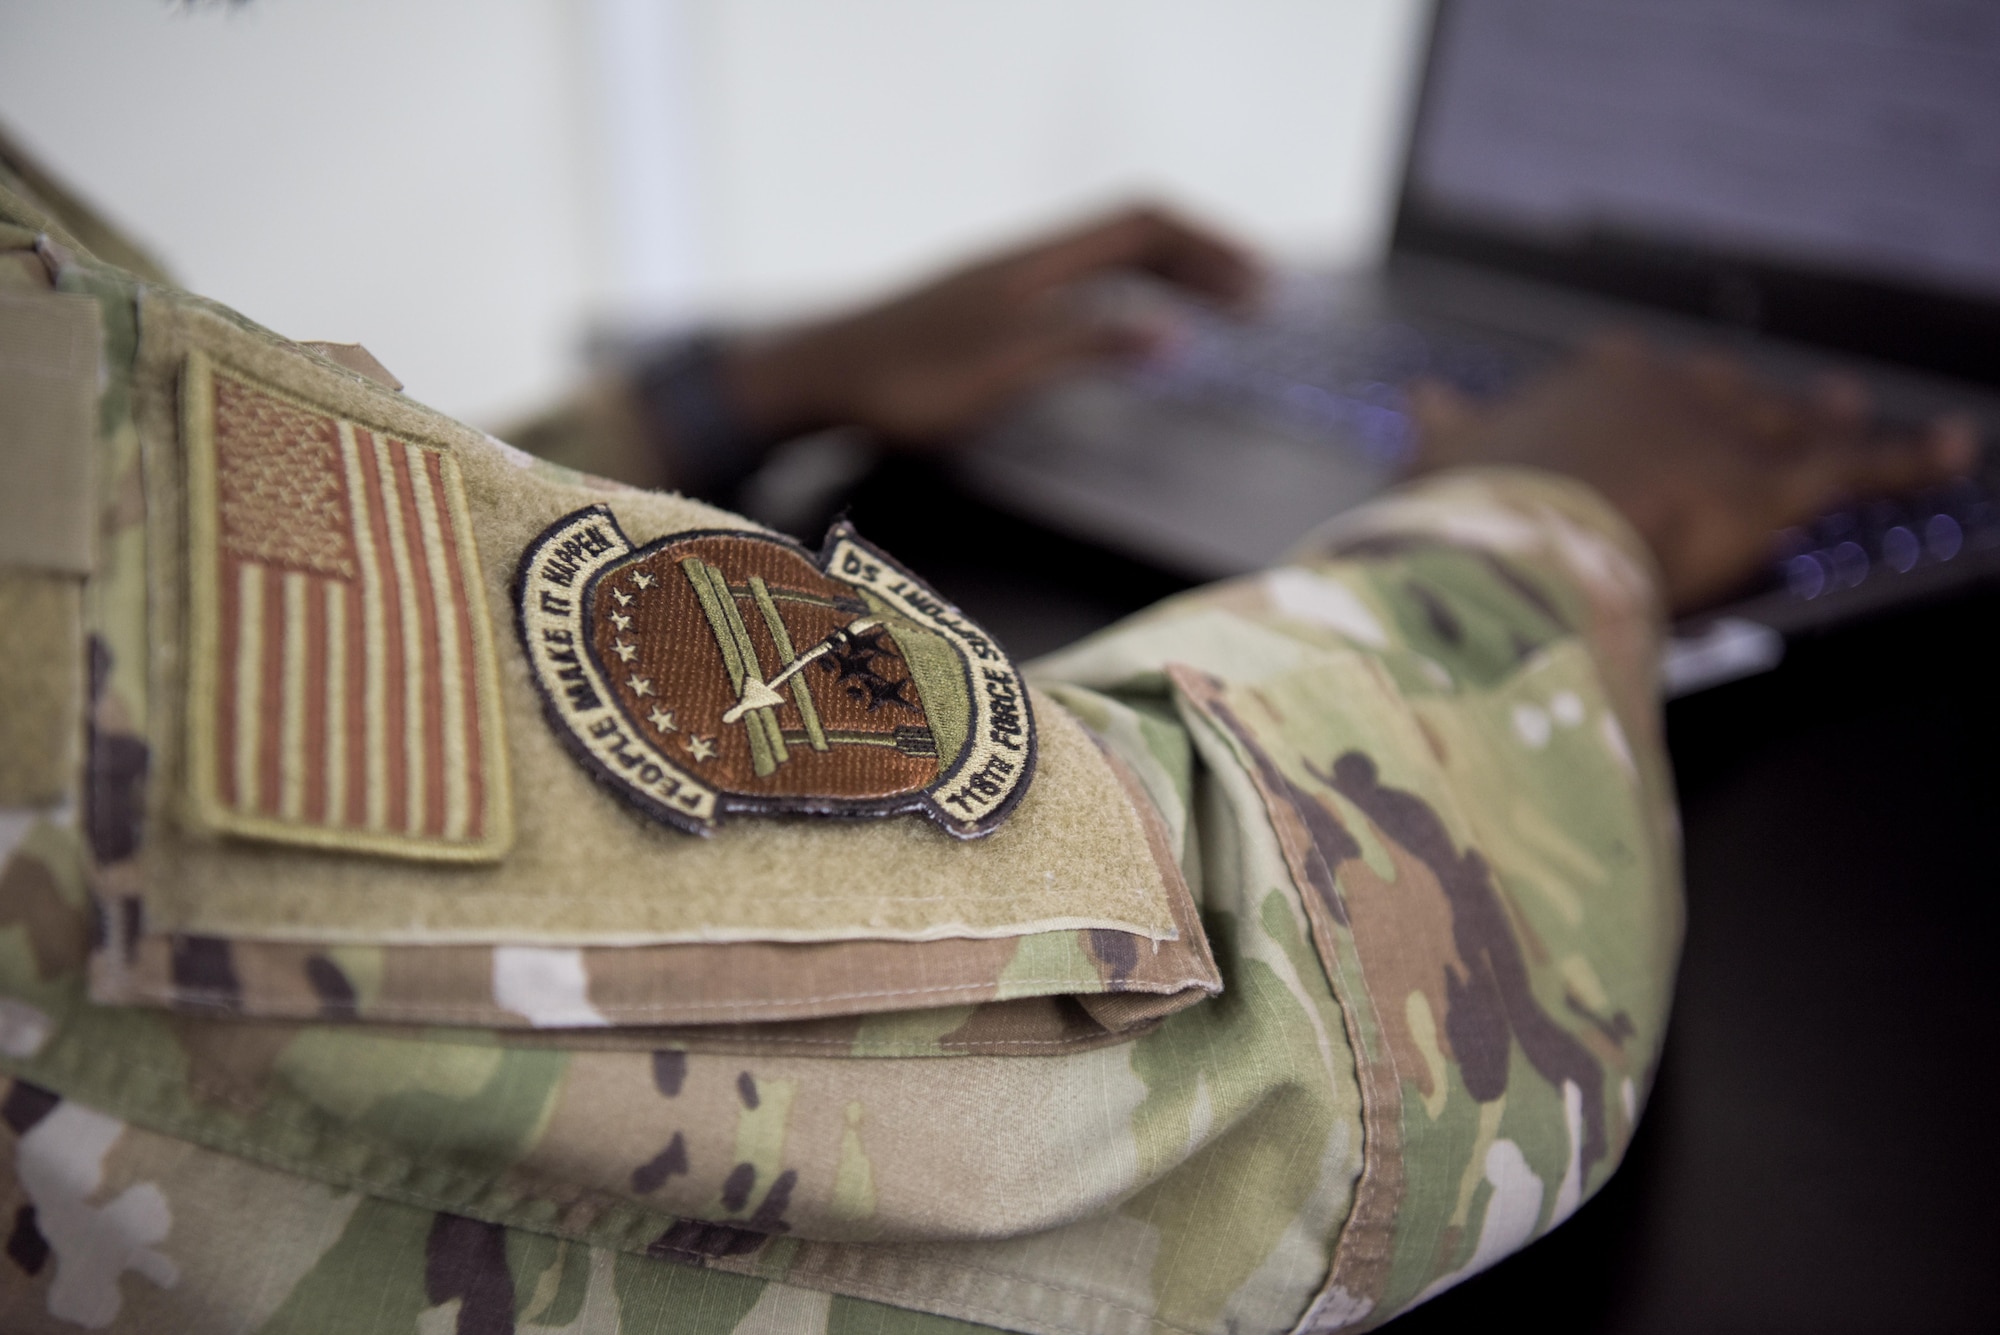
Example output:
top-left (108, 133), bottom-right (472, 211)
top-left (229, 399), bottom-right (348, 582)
top-left (1403, 588), bottom-right (2000, 1334)
top-left (835, 461), bottom-right (2000, 1335)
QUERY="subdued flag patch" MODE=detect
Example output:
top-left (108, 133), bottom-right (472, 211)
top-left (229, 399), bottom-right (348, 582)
top-left (181, 351), bottom-right (511, 861)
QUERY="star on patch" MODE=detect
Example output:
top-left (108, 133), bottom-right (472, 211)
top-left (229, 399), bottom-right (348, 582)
top-left (629, 675), bottom-right (654, 697)
top-left (612, 639), bottom-right (637, 662)
top-left (860, 673), bottom-right (914, 711)
top-left (683, 734), bottom-right (716, 762)
top-left (612, 589), bottom-right (632, 606)
top-left (609, 611), bottom-right (631, 631)
top-left (631, 572), bottom-right (655, 589)
top-left (648, 707), bottom-right (678, 733)
top-left (819, 624), bottom-right (916, 712)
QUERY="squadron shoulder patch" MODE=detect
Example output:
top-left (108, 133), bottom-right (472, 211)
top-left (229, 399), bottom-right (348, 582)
top-left (181, 351), bottom-right (512, 861)
top-left (516, 508), bottom-right (1035, 838)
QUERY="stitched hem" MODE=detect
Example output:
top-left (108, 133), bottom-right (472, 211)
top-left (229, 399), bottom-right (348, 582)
top-left (103, 974), bottom-right (1196, 1015)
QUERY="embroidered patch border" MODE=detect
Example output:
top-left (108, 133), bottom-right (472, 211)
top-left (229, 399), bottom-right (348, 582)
top-left (515, 507), bottom-right (1035, 838)
top-left (182, 350), bottom-right (513, 861)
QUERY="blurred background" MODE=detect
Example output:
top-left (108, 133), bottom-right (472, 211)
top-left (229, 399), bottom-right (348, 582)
top-left (5, 5), bottom-right (1999, 1333)
top-left (0, 0), bottom-right (1425, 425)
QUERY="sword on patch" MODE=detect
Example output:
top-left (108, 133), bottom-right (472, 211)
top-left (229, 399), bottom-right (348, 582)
top-left (722, 617), bottom-right (882, 724)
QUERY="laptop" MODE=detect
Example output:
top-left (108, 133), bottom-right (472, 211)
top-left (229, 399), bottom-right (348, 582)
top-left (954, 0), bottom-right (2000, 689)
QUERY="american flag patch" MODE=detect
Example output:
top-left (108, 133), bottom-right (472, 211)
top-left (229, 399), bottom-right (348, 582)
top-left (182, 352), bottom-right (511, 861)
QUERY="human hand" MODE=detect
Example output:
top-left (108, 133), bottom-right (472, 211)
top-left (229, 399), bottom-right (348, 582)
top-left (724, 204), bottom-right (1261, 446)
top-left (1410, 333), bottom-right (1980, 613)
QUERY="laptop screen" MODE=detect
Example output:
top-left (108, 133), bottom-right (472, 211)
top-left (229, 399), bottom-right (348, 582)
top-left (1395, 0), bottom-right (2000, 386)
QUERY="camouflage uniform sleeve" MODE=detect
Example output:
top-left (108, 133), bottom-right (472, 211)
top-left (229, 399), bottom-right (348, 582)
top-left (1032, 464), bottom-right (1681, 1329)
top-left (0, 142), bottom-right (1680, 1334)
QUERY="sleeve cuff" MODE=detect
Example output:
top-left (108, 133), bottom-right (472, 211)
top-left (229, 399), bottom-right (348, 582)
top-left (1292, 465), bottom-right (1667, 631)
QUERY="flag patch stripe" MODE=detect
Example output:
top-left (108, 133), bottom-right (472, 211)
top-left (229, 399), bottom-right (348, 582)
top-left (183, 352), bottom-right (511, 861)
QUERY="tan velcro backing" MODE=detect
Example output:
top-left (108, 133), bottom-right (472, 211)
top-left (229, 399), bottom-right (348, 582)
top-left (127, 296), bottom-right (1186, 952)
top-left (0, 288), bottom-right (100, 575)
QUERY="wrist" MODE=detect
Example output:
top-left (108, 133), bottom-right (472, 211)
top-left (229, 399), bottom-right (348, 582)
top-left (631, 333), bottom-right (792, 498)
top-left (722, 320), bottom-right (858, 442)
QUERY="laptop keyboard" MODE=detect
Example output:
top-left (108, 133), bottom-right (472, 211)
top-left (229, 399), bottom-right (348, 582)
top-left (1761, 471), bottom-right (2000, 610)
top-left (1126, 297), bottom-right (1549, 468)
top-left (1122, 292), bottom-right (2000, 629)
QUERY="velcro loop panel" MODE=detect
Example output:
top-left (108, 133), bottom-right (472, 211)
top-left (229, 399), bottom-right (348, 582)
top-left (0, 288), bottom-right (100, 575)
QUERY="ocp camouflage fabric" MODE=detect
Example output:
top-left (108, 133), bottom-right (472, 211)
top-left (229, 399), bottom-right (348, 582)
top-left (0, 150), bottom-right (1680, 1334)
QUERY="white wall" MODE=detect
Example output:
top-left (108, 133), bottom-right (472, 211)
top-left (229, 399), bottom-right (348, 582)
top-left (689, 0), bottom-right (1428, 314)
top-left (0, 0), bottom-right (1427, 424)
top-left (0, 0), bottom-right (598, 424)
